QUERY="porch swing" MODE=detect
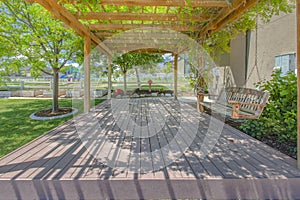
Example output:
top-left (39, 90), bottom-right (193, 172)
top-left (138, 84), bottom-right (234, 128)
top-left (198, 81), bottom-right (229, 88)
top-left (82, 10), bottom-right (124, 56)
top-left (196, 5), bottom-right (270, 119)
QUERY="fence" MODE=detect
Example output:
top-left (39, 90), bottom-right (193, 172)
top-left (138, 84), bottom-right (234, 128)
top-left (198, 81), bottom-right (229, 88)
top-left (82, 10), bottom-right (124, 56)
top-left (0, 77), bottom-right (192, 98)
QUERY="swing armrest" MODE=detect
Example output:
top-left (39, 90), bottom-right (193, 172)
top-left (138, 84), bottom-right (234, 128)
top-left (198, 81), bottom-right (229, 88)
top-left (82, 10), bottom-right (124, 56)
top-left (227, 100), bottom-right (266, 119)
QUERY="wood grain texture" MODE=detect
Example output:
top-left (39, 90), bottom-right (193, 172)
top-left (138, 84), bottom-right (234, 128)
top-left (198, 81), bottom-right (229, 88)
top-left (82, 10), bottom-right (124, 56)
top-left (0, 98), bottom-right (299, 199)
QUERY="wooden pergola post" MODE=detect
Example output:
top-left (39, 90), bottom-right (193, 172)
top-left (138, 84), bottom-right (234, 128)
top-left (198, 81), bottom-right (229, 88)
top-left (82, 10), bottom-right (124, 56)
top-left (297, 0), bottom-right (300, 169)
top-left (174, 54), bottom-right (178, 100)
top-left (107, 56), bottom-right (112, 99)
top-left (84, 35), bottom-right (91, 113)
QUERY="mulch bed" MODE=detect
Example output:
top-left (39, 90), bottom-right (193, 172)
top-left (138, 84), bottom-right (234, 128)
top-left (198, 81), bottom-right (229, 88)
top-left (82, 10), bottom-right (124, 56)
top-left (34, 108), bottom-right (73, 117)
top-left (226, 118), bottom-right (296, 159)
top-left (261, 136), bottom-right (296, 159)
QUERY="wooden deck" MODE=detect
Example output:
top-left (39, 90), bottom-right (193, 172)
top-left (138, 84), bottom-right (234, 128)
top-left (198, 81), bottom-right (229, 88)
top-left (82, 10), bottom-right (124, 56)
top-left (0, 98), bottom-right (300, 199)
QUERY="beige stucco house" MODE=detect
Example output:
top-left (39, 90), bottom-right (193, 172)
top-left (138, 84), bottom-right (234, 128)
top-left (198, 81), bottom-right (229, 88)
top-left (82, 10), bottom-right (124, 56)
top-left (218, 9), bottom-right (297, 88)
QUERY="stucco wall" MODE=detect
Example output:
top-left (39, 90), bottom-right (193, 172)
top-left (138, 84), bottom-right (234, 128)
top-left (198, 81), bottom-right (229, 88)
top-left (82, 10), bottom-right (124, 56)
top-left (246, 10), bottom-right (296, 88)
top-left (224, 10), bottom-right (296, 89)
top-left (230, 33), bottom-right (247, 87)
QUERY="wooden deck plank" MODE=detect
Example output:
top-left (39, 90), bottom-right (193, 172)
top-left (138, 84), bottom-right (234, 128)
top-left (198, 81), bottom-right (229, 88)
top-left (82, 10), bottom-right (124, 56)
top-left (110, 105), bottom-right (136, 179)
top-left (148, 124), bottom-right (168, 179)
top-left (84, 112), bottom-right (117, 179)
top-left (161, 99), bottom-right (204, 179)
top-left (27, 105), bottom-right (112, 180)
top-left (168, 100), bottom-right (226, 179)
top-left (222, 125), bottom-right (300, 177)
top-left (183, 104), bottom-right (261, 178)
top-left (175, 108), bottom-right (226, 179)
top-left (175, 125), bottom-right (220, 178)
top-left (157, 122), bottom-right (183, 179)
top-left (69, 104), bottom-right (114, 179)
top-left (112, 120), bottom-right (135, 178)
top-left (139, 99), bottom-right (156, 179)
top-left (157, 99), bottom-right (191, 179)
top-left (225, 125), bottom-right (298, 166)
top-left (186, 101), bottom-right (295, 178)
top-left (59, 104), bottom-right (112, 179)
top-left (124, 99), bottom-right (142, 178)
top-left (1, 98), bottom-right (300, 199)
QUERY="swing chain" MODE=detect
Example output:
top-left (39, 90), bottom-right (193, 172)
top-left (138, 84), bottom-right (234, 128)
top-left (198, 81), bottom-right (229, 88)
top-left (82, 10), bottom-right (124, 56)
top-left (245, 3), bottom-right (262, 86)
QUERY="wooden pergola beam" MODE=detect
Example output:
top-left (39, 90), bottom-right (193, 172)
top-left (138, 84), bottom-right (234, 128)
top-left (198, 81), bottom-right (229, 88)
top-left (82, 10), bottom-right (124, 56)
top-left (199, 0), bottom-right (245, 36)
top-left (95, 32), bottom-right (116, 38)
top-left (96, 31), bottom-right (190, 38)
top-left (106, 43), bottom-right (186, 48)
top-left (84, 35), bottom-right (91, 113)
top-left (174, 54), bottom-right (178, 99)
top-left (106, 44), bottom-right (187, 54)
top-left (129, 48), bottom-right (173, 54)
top-left (107, 56), bottom-right (112, 99)
top-left (90, 24), bottom-right (200, 32)
top-left (79, 12), bottom-right (208, 22)
top-left (104, 38), bottom-right (189, 44)
top-left (31, 0), bottom-right (112, 56)
top-left (211, 0), bottom-right (259, 34)
top-left (63, 0), bottom-right (229, 7)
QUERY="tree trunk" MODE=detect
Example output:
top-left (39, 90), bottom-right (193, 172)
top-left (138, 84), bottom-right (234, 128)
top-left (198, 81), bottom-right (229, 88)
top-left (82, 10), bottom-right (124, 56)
top-left (123, 72), bottom-right (127, 95)
top-left (135, 67), bottom-right (141, 89)
top-left (52, 69), bottom-right (59, 113)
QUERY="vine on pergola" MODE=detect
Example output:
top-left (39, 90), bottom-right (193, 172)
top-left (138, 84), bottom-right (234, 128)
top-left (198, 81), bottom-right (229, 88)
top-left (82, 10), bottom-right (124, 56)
top-left (59, 0), bottom-right (295, 56)
top-left (202, 0), bottom-right (295, 56)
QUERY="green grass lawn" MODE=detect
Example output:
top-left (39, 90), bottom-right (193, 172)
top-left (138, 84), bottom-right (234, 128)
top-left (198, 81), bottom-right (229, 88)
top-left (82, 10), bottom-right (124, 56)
top-left (0, 98), bottom-right (105, 158)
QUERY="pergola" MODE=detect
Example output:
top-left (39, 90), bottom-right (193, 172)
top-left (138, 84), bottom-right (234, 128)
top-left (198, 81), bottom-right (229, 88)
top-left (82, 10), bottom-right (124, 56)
top-left (26, 0), bottom-right (300, 168)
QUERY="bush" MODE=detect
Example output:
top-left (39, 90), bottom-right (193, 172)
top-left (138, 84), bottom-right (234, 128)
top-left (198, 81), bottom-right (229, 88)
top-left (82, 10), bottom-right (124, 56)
top-left (240, 71), bottom-right (297, 143)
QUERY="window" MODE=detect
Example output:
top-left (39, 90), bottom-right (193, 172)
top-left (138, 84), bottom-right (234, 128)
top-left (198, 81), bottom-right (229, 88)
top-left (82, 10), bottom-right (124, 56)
top-left (275, 53), bottom-right (296, 75)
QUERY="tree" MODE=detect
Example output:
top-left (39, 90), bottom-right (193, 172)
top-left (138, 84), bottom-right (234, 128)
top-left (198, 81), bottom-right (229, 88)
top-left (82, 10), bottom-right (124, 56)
top-left (112, 53), bottom-right (163, 93)
top-left (0, 0), bottom-right (83, 112)
top-left (133, 54), bottom-right (163, 89)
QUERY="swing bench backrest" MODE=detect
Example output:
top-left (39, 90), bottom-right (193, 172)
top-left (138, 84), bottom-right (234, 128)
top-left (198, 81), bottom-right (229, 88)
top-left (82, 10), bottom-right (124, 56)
top-left (220, 87), bottom-right (269, 119)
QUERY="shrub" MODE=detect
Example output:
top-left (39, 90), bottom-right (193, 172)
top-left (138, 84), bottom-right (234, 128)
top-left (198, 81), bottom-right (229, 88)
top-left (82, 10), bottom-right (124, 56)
top-left (240, 71), bottom-right (297, 143)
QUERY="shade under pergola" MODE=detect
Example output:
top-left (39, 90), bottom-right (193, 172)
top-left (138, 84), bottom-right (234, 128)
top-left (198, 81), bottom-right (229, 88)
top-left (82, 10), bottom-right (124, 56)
top-left (26, 0), bottom-right (300, 168)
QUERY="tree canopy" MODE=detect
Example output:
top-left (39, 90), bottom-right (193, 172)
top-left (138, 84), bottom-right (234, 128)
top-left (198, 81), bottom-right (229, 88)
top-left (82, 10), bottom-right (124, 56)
top-left (113, 53), bottom-right (163, 74)
top-left (0, 0), bottom-right (83, 111)
top-left (112, 53), bottom-right (163, 92)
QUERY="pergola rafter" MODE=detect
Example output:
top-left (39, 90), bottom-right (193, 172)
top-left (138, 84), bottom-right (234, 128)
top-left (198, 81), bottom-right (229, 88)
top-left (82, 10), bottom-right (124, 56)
top-left (89, 24), bottom-right (202, 32)
top-left (48, 0), bottom-right (260, 42)
top-left (62, 0), bottom-right (230, 7)
top-left (78, 12), bottom-right (209, 22)
top-left (200, 0), bottom-right (259, 36)
top-left (95, 30), bottom-right (190, 38)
